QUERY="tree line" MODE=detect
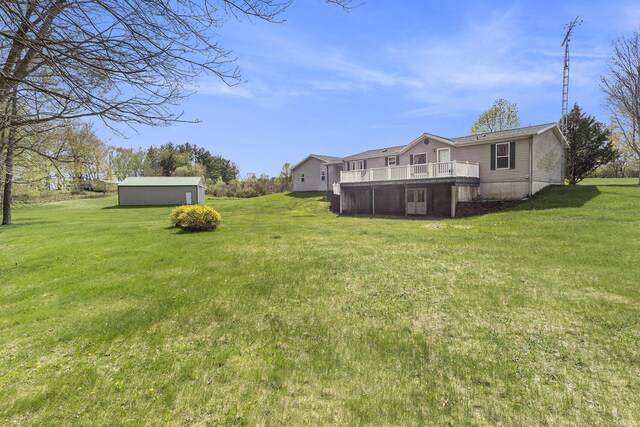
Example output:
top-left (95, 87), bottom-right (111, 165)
top-left (0, 119), bottom-right (294, 201)
top-left (110, 142), bottom-right (239, 184)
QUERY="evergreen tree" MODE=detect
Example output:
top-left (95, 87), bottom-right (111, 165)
top-left (563, 104), bottom-right (617, 184)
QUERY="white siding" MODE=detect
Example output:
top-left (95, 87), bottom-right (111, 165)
top-left (455, 138), bottom-right (531, 200)
top-left (454, 138), bottom-right (531, 182)
top-left (401, 139), bottom-right (452, 165)
top-left (532, 130), bottom-right (564, 194)
top-left (479, 182), bottom-right (529, 199)
top-left (292, 157), bottom-right (329, 192)
top-left (343, 139), bottom-right (453, 170)
top-left (456, 185), bottom-right (479, 202)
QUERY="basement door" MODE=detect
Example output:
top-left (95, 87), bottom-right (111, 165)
top-left (407, 188), bottom-right (427, 215)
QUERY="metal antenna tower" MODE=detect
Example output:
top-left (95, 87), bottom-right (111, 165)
top-left (561, 16), bottom-right (582, 135)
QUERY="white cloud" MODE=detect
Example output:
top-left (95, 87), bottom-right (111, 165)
top-left (207, 27), bottom-right (425, 102)
top-left (383, 8), bottom-right (571, 117)
top-left (316, 53), bottom-right (424, 89)
top-left (194, 82), bottom-right (254, 98)
top-left (191, 5), bottom-right (610, 117)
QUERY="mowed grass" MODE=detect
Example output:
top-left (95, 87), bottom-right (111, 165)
top-left (0, 179), bottom-right (638, 425)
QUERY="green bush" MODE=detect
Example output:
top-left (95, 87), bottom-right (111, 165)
top-left (170, 205), bottom-right (222, 231)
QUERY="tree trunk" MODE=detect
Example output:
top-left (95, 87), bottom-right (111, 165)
top-left (2, 92), bottom-right (17, 225)
top-left (2, 138), bottom-right (13, 225)
top-left (0, 129), bottom-right (4, 209)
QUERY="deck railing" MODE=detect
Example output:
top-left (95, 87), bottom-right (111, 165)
top-left (340, 161), bottom-right (479, 184)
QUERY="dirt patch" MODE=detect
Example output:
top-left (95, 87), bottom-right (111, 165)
top-left (422, 223), bottom-right (447, 229)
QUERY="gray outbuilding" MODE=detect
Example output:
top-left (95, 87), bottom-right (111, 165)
top-left (117, 176), bottom-right (205, 206)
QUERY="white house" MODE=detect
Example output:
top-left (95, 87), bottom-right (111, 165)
top-left (291, 124), bottom-right (567, 217)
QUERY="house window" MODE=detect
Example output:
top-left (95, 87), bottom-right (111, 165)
top-left (496, 143), bottom-right (510, 169)
top-left (300, 172), bottom-right (305, 182)
top-left (320, 170), bottom-right (326, 181)
top-left (349, 160), bottom-right (365, 170)
top-left (387, 156), bottom-right (397, 166)
top-left (413, 153), bottom-right (427, 164)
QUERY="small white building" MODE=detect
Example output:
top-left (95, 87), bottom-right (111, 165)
top-left (117, 177), bottom-right (205, 206)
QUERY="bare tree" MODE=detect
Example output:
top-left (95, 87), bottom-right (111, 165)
top-left (600, 30), bottom-right (640, 184)
top-left (1, 0), bottom-right (352, 129)
top-left (0, 0), bottom-right (352, 223)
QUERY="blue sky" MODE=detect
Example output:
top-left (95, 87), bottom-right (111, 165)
top-left (95, 0), bottom-right (640, 176)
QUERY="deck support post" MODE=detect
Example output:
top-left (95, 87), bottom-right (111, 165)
top-left (339, 190), bottom-right (343, 214)
top-left (404, 184), bottom-right (408, 216)
top-left (371, 186), bottom-right (375, 216)
top-left (451, 185), bottom-right (458, 218)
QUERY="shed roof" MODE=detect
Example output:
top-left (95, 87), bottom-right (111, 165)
top-left (118, 176), bottom-right (203, 187)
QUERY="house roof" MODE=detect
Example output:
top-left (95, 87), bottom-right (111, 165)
top-left (343, 123), bottom-right (563, 159)
top-left (312, 154), bottom-right (343, 163)
top-left (451, 123), bottom-right (557, 144)
top-left (344, 145), bottom-right (406, 159)
top-left (118, 176), bottom-right (203, 187)
top-left (343, 132), bottom-right (457, 160)
top-left (291, 154), bottom-right (342, 170)
top-left (293, 123), bottom-right (565, 165)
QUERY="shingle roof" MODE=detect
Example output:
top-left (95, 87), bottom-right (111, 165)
top-left (291, 154), bottom-right (343, 170)
top-left (451, 123), bottom-right (557, 144)
top-left (295, 123), bottom-right (562, 164)
top-left (118, 176), bottom-right (203, 186)
top-left (310, 154), bottom-right (343, 163)
top-left (344, 144), bottom-right (406, 159)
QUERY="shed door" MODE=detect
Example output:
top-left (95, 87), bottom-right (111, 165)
top-left (185, 191), bottom-right (192, 205)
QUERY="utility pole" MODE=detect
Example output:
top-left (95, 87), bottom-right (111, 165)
top-left (561, 16), bottom-right (582, 136)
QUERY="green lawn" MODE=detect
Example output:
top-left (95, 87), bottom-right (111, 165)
top-left (1, 180), bottom-right (638, 425)
top-left (580, 177), bottom-right (639, 186)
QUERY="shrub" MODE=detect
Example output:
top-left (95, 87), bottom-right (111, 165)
top-left (170, 205), bottom-right (222, 231)
top-left (208, 178), bottom-right (230, 197)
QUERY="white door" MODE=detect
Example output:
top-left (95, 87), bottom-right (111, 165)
top-left (437, 148), bottom-right (450, 163)
top-left (407, 189), bottom-right (415, 214)
top-left (437, 149), bottom-right (451, 177)
top-left (407, 189), bottom-right (427, 215)
top-left (185, 191), bottom-right (192, 205)
top-left (415, 189), bottom-right (427, 214)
